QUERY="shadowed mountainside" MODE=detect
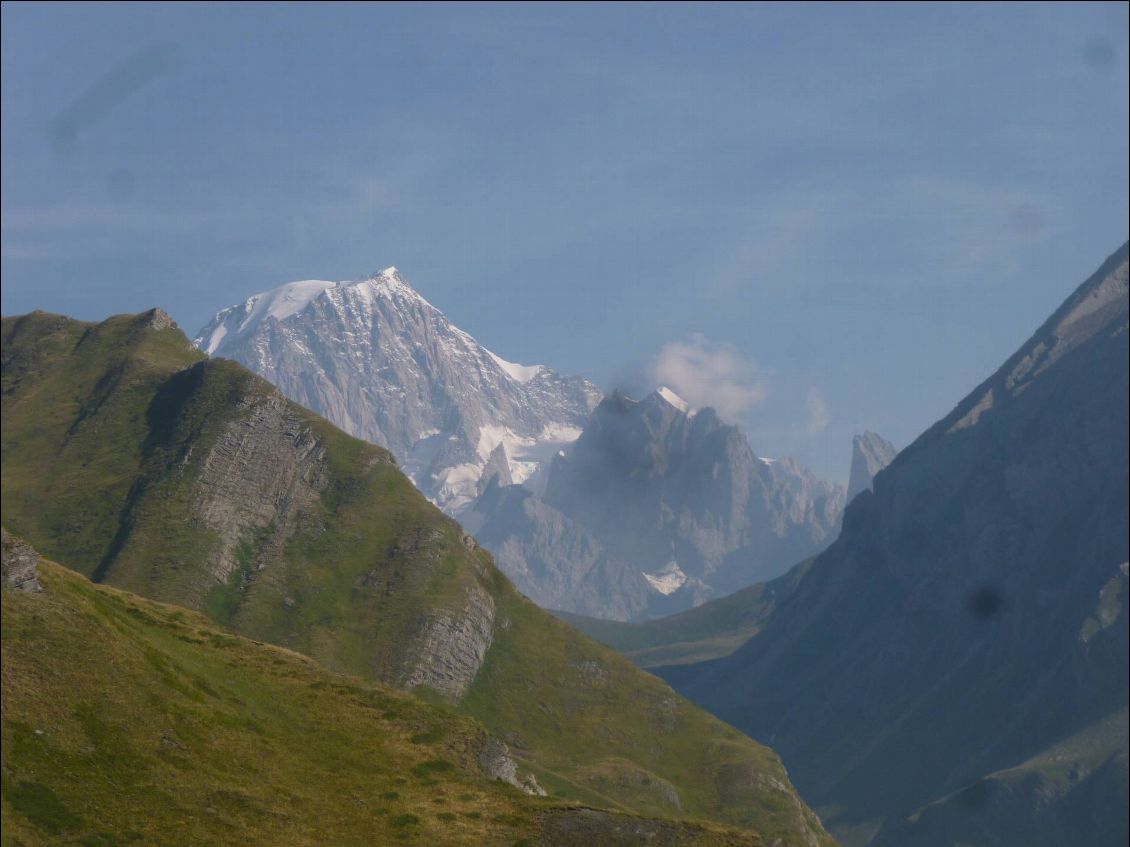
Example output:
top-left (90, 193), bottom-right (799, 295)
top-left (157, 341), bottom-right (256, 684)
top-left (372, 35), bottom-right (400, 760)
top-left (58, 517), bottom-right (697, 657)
top-left (661, 243), bottom-right (1130, 846)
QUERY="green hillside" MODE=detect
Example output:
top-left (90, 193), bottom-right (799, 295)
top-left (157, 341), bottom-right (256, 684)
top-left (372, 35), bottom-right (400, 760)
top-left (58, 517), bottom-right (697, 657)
top-left (0, 310), bottom-right (832, 846)
top-left (2, 546), bottom-right (771, 847)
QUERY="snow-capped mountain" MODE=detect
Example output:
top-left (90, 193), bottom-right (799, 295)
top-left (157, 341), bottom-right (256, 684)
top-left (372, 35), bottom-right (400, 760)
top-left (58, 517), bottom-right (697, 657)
top-left (194, 268), bottom-right (601, 513)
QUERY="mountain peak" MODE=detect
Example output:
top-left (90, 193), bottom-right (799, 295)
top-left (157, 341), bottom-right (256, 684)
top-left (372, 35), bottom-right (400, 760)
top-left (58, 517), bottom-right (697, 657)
top-left (846, 430), bottom-right (897, 503)
top-left (356, 265), bottom-right (434, 305)
top-left (194, 268), bottom-right (601, 514)
top-left (195, 268), bottom-right (436, 356)
top-left (654, 386), bottom-right (693, 415)
top-left (364, 266), bottom-right (411, 290)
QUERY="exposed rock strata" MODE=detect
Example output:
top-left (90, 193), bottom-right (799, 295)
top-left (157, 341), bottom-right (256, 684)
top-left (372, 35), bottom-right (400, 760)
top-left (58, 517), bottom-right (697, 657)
top-left (194, 391), bottom-right (328, 590)
top-left (402, 583), bottom-right (496, 699)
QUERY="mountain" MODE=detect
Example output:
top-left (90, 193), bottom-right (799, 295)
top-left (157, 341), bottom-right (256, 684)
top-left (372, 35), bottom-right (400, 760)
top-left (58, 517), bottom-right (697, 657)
top-left (1, 532), bottom-right (772, 847)
top-left (193, 268), bottom-right (601, 514)
top-left (462, 480), bottom-right (649, 622)
top-left (661, 243), bottom-right (1130, 846)
top-left (844, 431), bottom-right (896, 504)
top-left (193, 271), bottom-right (841, 621)
top-left (556, 433), bottom-right (894, 663)
top-left (466, 387), bottom-right (844, 620)
top-left (554, 432), bottom-right (894, 652)
top-left (0, 308), bottom-right (833, 846)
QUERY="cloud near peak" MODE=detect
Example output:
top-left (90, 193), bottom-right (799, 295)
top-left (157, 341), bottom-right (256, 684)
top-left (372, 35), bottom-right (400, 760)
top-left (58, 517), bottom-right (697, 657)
top-left (652, 334), bottom-right (768, 423)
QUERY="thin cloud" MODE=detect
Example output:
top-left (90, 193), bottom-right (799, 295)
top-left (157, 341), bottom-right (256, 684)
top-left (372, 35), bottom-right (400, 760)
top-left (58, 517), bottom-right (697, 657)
top-left (805, 386), bottom-right (830, 435)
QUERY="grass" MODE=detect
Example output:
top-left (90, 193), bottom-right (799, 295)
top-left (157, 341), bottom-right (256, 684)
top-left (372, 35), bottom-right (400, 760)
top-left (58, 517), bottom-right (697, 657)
top-left (461, 581), bottom-right (833, 843)
top-left (1, 559), bottom-right (547, 846)
top-left (2, 559), bottom-right (768, 847)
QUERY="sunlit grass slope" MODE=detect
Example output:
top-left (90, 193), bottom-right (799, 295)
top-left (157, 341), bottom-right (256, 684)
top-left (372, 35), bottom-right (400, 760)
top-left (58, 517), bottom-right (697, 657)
top-left (2, 557), bottom-right (775, 847)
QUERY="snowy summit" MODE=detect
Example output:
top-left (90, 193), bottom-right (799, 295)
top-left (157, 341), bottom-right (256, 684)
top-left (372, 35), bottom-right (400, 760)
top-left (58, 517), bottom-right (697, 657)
top-left (194, 267), bottom-right (602, 514)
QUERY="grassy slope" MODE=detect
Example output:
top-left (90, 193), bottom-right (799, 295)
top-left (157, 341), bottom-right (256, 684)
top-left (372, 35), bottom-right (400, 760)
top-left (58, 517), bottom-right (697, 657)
top-left (556, 559), bottom-right (815, 668)
top-left (2, 557), bottom-right (766, 847)
top-left (1, 310), bottom-right (478, 673)
top-left (0, 311), bottom-right (832, 846)
top-left (0, 311), bottom-right (203, 578)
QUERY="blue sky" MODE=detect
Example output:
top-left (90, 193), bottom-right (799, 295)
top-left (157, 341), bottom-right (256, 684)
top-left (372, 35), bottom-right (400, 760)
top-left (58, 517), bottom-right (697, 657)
top-left (3, 2), bottom-right (1128, 481)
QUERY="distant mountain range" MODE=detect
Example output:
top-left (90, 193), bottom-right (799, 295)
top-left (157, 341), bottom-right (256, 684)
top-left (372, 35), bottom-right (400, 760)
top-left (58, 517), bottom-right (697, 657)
top-left (195, 269), bottom-right (855, 621)
top-left (660, 242), bottom-right (1130, 847)
top-left (194, 268), bottom-right (601, 514)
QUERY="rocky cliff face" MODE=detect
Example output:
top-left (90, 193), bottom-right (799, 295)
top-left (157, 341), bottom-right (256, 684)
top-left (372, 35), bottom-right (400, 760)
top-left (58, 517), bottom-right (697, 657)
top-left (1, 529), bottom-right (42, 593)
top-left (663, 243), bottom-right (1130, 846)
top-left (401, 580), bottom-right (497, 699)
top-left (845, 431), bottom-right (896, 504)
top-left (189, 384), bottom-right (330, 599)
top-left (194, 268), bottom-right (601, 514)
top-left (469, 388), bottom-right (845, 619)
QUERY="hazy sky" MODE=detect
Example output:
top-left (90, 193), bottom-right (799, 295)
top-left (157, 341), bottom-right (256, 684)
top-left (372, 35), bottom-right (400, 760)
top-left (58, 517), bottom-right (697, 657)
top-left (3, 2), bottom-right (1128, 481)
